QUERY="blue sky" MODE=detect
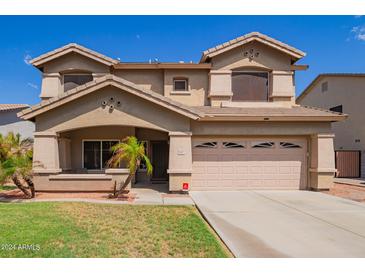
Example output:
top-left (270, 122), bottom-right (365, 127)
top-left (1, 15), bottom-right (365, 105)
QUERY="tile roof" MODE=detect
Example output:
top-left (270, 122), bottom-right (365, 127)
top-left (297, 73), bottom-right (365, 103)
top-left (192, 105), bottom-right (346, 122)
top-left (200, 32), bottom-right (306, 63)
top-left (0, 104), bottom-right (29, 111)
top-left (30, 43), bottom-right (119, 67)
top-left (18, 75), bottom-right (203, 120)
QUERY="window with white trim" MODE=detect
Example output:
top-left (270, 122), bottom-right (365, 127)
top-left (64, 74), bottom-right (93, 92)
top-left (279, 142), bottom-right (302, 149)
top-left (83, 140), bottom-right (118, 169)
top-left (222, 142), bottom-right (245, 148)
top-left (173, 78), bottom-right (188, 91)
top-left (251, 141), bottom-right (275, 148)
top-left (194, 142), bottom-right (218, 148)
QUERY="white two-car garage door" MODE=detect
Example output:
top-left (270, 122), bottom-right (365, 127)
top-left (192, 138), bottom-right (307, 190)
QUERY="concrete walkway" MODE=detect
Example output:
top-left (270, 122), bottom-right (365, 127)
top-left (191, 190), bottom-right (365, 258)
top-left (0, 186), bottom-right (194, 206)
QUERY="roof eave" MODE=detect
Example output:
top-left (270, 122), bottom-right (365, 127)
top-left (30, 44), bottom-right (118, 69)
top-left (198, 115), bottom-right (347, 122)
top-left (18, 76), bottom-right (203, 121)
top-left (200, 34), bottom-right (306, 63)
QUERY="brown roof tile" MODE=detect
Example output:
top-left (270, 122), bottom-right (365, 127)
top-left (0, 104), bottom-right (29, 111)
top-left (200, 32), bottom-right (305, 63)
top-left (192, 105), bottom-right (346, 122)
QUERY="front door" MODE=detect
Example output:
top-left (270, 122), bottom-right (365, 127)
top-left (151, 141), bottom-right (169, 181)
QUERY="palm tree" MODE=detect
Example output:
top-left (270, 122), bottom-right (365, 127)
top-left (107, 136), bottom-right (152, 198)
top-left (0, 132), bottom-right (35, 198)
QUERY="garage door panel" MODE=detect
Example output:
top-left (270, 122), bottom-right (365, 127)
top-left (192, 138), bottom-right (307, 190)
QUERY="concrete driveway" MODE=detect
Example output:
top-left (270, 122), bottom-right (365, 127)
top-left (190, 190), bottom-right (365, 257)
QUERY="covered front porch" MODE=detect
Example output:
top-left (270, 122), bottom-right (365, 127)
top-left (32, 126), bottom-right (193, 192)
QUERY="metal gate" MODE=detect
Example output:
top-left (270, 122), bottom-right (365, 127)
top-left (335, 150), bottom-right (361, 178)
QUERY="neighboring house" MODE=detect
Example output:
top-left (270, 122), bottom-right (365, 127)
top-left (0, 104), bottom-right (34, 138)
top-left (297, 73), bottom-right (365, 178)
top-left (18, 32), bottom-right (345, 192)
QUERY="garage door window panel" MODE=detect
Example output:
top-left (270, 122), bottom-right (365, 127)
top-left (194, 142), bottom-right (218, 148)
top-left (222, 142), bottom-right (245, 148)
top-left (280, 142), bottom-right (302, 149)
top-left (251, 141), bottom-right (275, 148)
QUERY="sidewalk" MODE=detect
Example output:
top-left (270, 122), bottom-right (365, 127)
top-left (0, 187), bottom-right (194, 206)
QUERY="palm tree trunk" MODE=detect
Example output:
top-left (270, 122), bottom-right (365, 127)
top-left (11, 175), bottom-right (32, 198)
top-left (23, 176), bottom-right (35, 198)
top-left (113, 173), bottom-right (133, 198)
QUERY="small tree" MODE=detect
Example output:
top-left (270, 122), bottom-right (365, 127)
top-left (107, 136), bottom-right (152, 198)
top-left (0, 132), bottom-right (35, 198)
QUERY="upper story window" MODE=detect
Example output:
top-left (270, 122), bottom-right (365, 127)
top-left (330, 105), bottom-right (343, 113)
top-left (231, 71), bottom-right (269, 101)
top-left (63, 74), bottom-right (93, 92)
top-left (321, 81), bottom-right (328, 92)
top-left (173, 78), bottom-right (188, 92)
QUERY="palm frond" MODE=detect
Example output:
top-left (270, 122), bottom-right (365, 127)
top-left (107, 136), bottom-right (153, 176)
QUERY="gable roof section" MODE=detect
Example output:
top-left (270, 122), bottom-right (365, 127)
top-left (30, 43), bottom-right (119, 68)
top-left (192, 105), bottom-right (346, 122)
top-left (18, 75), bottom-right (203, 121)
top-left (200, 32), bottom-right (306, 63)
top-left (296, 73), bottom-right (365, 103)
top-left (0, 104), bottom-right (29, 112)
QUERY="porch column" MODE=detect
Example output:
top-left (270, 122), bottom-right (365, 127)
top-left (33, 131), bottom-right (61, 174)
top-left (58, 137), bottom-right (71, 171)
top-left (167, 131), bottom-right (192, 192)
top-left (309, 133), bottom-right (336, 190)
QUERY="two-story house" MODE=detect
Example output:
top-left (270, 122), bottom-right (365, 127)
top-left (297, 73), bottom-right (365, 178)
top-left (18, 32), bottom-right (345, 192)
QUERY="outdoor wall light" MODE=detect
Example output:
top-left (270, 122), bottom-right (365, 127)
top-left (243, 48), bottom-right (260, 60)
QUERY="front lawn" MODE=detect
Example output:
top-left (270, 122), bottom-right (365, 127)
top-left (0, 185), bottom-right (16, 191)
top-left (0, 202), bottom-right (231, 258)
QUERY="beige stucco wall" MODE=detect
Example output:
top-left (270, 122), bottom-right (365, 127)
top-left (309, 134), bottom-right (336, 189)
top-left (163, 69), bottom-right (209, 106)
top-left (35, 86), bottom-right (191, 133)
top-left (114, 69), bottom-right (164, 95)
top-left (210, 41), bottom-right (292, 71)
top-left (190, 121), bottom-right (332, 136)
top-left (43, 52), bottom-right (110, 74)
top-left (298, 76), bottom-right (365, 176)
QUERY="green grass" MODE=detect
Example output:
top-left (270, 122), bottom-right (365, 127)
top-left (0, 202), bottom-right (231, 258)
top-left (0, 185), bottom-right (16, 191)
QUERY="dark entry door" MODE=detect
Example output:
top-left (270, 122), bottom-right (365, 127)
top-left (151, 141), bottom-right (169, 181)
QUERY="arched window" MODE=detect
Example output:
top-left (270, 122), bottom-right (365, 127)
top-left (63, 73), bottom-right (93, 92)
